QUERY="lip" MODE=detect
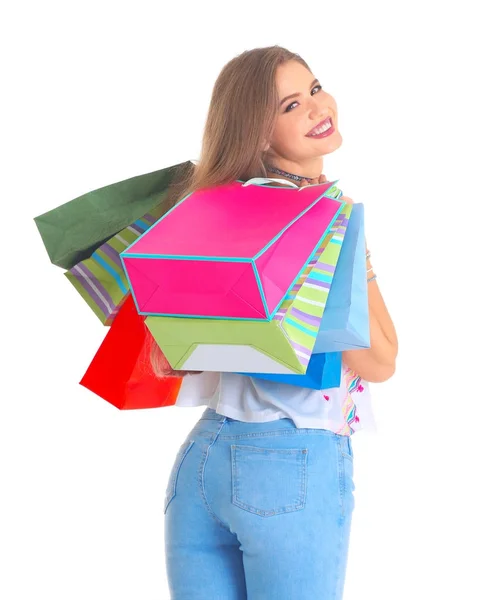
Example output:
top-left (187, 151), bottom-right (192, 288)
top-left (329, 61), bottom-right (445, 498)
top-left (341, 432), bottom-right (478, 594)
top-left (306, 117), bottom-right (335, 138)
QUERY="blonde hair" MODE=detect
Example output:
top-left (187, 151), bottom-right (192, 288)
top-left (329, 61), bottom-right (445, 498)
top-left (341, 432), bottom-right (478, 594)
top-left (150, 45), bottom-right (311, 377)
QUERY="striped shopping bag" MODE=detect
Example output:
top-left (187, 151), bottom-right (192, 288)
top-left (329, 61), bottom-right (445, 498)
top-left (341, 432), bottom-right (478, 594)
top-left (65, 210), bottom-right (161, 325)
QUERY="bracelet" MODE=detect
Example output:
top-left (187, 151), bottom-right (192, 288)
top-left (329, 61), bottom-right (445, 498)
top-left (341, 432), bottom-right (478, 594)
top-left (367, 274), bottom-right (377, 283)
top-left (367, 267), bottom-right (374, 273)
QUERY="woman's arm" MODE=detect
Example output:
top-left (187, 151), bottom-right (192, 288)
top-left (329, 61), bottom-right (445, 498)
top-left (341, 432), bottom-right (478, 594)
top-left (298, 180), bottom-right (398, 384)
top-left (338, 194), bottom-right (398, 383)
top-left (342, 259), bottom-right (398, 383)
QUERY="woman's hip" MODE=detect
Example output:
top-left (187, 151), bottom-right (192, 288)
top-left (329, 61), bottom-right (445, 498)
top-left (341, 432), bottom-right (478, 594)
top-left (179, 407), bottom-right (355, 522)
top-left (164, 407), bottom-right (356, 598)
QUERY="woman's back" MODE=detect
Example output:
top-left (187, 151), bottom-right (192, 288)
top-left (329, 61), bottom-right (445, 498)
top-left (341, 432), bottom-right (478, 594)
top-left (175, 363), bottom-right (377, 436)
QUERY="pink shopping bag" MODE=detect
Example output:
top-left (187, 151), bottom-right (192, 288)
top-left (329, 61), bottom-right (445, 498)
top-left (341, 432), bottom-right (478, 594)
top-left (120, 179), bottom-right (343, 320)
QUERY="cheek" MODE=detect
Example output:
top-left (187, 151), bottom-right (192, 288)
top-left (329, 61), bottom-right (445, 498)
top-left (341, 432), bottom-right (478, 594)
top-left (325, 93), bottom-right (338, 117)
top-left (272, 119), bottom-right (305, 150)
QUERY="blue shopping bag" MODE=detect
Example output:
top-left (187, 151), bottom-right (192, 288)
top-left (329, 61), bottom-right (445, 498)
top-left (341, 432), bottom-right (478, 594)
top-left (243, 352), bottom-right (342, 390)
top-left (312, 203), bottom-right (370, 353)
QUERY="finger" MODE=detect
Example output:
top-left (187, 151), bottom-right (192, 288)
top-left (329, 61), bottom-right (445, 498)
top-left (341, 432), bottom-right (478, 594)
top-left (304, 178), bottom-right (319, 186)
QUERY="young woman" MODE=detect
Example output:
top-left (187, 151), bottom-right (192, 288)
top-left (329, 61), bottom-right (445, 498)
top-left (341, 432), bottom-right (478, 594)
top-left (152, 45), bottom-right (398, 600)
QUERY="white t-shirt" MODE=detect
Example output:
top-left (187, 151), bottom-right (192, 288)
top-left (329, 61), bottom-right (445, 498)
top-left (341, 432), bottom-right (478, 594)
top-left (175, 362), bottom-right (377, 436)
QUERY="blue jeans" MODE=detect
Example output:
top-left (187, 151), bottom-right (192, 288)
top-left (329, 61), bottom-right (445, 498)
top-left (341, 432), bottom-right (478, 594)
top-left (164, 407), bottom-right (356, 599)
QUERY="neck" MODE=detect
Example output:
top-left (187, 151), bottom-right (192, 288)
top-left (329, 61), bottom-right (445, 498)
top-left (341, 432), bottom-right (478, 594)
top-left (264, 158), bottom-right (324, 184)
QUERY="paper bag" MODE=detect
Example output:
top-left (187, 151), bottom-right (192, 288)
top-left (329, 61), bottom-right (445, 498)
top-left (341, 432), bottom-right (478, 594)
top-left (244, 352), bottom-right (342, 390)
top-left (121, 179), bottom-right (343, 320)
top-left (80, 294), bottom-right (182, 409)
top-left (145, 204), bottom-right (352, 374)
top-left (34, 161), bottom-right (190, 269)
top-left (312, 203), bottom-right (370, 352)
top-left (65, 204), bottom-right (167, 325)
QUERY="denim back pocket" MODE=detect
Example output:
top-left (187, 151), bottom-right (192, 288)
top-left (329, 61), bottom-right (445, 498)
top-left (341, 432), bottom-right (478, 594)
top-left (164, 439), bottom-right (195, 514)
top-left (231, 444), bottom-right (308, 517)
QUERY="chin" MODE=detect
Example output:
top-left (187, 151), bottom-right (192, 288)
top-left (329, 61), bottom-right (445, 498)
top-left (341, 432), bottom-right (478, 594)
top-left (321, 132), bottom-right (343, 155)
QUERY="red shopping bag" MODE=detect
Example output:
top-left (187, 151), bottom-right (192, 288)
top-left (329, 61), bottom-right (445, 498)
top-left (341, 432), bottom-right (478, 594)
top-left (80, 294), bottom-right (182, 409)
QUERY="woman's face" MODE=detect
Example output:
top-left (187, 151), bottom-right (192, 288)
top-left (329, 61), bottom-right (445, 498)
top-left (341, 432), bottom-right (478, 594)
top-left (265, 60), bottom-right (342, 173)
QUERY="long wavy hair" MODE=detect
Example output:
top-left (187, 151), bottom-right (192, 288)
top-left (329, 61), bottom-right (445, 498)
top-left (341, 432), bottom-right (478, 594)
top-left (150, 45), bottom-right (311, 377)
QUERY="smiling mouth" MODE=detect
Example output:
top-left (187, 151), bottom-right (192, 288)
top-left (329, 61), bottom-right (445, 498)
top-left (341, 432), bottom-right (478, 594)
top-left (306, 117), bottom-right (334, 138)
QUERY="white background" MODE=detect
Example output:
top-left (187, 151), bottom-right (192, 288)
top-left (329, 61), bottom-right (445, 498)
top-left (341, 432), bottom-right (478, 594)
top-left (2, 1), bottom-right (477, 598)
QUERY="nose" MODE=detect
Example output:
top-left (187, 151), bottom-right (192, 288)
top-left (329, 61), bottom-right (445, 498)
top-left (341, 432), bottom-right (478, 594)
top-left (307, 98), bottom-right (326, 122)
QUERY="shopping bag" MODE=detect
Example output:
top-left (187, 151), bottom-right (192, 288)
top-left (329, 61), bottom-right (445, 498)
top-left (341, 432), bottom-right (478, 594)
top-left (121, 179), bottom-right (344, 320)
top-left (80, 294), bottom-right (182, 409)
top-left (312, 203), bottom-right (370, 352)
top-left (64, 203), bottom-right (168, 325)
top-left (243, 351), bottom-right (342, 390)
top-left (34, 160), bottom-right (190, 270)
top-left (236, 180), bottom-right (344, 387)
top-left (144, 203), bottom-right (352, 374)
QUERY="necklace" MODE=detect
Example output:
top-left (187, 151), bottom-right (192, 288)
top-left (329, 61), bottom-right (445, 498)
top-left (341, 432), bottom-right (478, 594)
top-left (264, 164), bottom-right (316, 183)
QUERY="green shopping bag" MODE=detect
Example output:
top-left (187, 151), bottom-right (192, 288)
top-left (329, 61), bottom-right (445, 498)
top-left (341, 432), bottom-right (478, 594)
top-left (34, 160), bottom-right (191, 270)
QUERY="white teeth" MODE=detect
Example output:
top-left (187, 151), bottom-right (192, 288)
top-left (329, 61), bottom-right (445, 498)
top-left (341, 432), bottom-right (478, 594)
top-left (309, 118), bottom-right (332, 136)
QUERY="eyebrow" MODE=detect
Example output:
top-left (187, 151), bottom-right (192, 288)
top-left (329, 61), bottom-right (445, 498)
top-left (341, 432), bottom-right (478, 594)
top-left (279, 78), bottom-right (320, 107)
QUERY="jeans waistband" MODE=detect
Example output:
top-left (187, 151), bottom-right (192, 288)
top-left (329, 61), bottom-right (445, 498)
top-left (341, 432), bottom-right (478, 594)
top-left (198, 407), bottom-right (229, 422)
top-left (194, 407), bottom-right (344, 441)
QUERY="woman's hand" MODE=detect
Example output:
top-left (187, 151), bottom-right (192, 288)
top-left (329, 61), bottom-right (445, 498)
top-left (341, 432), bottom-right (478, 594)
top-left (298, 174), bottom-right (328, 187)
top-left (161, 369), bottom-right (203, 378)
top-left (299, 174), bottom-right (354, 205)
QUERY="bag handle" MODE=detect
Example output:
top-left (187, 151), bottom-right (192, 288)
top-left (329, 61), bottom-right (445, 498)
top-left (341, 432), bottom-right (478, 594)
top-left (241, 177), bottom-right (299, 189)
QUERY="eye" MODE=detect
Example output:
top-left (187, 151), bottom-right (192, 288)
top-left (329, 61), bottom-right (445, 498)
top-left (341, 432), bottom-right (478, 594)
top-left (285, 84), bottom-right (323, 113)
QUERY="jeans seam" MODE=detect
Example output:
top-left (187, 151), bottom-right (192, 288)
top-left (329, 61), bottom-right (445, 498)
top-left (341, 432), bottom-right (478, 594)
top-left (198, 420), bottom-right (231, 532)
top-left (337, 438), bottom-right (346, 519)
top-left (164, 440), bottom-right (195, 514)
top-left (333, 508), bottom-right (347, 600)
